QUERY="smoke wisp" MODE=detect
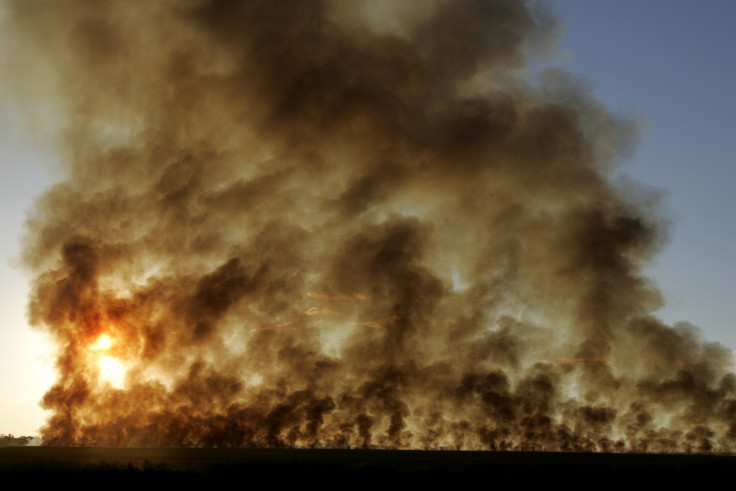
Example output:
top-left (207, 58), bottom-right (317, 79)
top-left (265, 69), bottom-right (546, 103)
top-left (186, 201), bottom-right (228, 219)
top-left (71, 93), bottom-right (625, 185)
top-left (6, 0), bottom-right (735, 452)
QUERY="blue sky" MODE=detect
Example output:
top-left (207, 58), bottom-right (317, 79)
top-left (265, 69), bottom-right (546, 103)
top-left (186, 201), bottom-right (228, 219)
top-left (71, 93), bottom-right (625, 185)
top-left (551, 0), bottom-right (735, 350)
top-left (0, 0), bottom-right (734, 436)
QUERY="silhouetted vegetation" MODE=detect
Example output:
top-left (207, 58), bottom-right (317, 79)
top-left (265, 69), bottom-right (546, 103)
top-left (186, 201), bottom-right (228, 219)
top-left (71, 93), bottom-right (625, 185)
top-left (0, 448), bottom-right (733, 485)
top-left (0, 434), bottom-right (33, 446)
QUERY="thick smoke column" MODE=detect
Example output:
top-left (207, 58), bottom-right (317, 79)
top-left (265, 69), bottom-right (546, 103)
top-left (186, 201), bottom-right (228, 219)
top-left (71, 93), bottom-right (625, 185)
top-left (6, 0), bottom-right (734, 451)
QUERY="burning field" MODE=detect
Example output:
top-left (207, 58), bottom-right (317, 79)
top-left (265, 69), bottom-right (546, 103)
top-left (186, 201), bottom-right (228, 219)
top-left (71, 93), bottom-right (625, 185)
top-left (4, 0), bottom-right (735, 451)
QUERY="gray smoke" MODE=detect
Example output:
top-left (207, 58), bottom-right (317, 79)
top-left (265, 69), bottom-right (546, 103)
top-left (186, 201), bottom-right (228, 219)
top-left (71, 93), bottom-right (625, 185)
top-left (5, 0), bottom-right (734, 452)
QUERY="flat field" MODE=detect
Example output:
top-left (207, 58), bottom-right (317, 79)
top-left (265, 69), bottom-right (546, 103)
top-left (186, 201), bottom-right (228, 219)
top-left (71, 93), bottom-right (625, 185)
top-left (0, 447), bottom-right (733, 484)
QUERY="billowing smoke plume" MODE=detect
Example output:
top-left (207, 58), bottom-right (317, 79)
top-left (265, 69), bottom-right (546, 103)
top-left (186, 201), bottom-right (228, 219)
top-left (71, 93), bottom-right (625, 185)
top-left (6, 0), bottom-right (734, 452)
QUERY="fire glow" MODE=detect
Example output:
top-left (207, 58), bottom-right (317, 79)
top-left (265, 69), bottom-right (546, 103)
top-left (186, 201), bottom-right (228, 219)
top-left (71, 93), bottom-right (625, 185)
top-left (7, 0), bottom-right (735, 451)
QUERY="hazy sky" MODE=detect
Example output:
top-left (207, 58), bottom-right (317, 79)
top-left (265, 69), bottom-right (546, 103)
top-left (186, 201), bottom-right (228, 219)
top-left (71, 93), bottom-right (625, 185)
top-left (0, 0), bottom-right (733, 437)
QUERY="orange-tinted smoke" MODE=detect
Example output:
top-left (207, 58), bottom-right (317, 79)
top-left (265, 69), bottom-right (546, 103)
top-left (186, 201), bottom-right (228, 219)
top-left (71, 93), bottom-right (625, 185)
top-left (5, 0), bottom-right (734, 451)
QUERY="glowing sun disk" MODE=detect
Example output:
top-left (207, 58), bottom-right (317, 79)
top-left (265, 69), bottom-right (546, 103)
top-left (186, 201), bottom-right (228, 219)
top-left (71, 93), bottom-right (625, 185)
top-left (92, 334), bottom-right (112, 350)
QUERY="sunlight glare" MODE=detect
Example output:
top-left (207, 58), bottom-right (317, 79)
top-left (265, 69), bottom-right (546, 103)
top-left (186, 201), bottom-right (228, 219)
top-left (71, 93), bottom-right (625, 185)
top-left (92, 334), bottom-right (112, 350)
top-left (99, 356), bottom-right (125, 387)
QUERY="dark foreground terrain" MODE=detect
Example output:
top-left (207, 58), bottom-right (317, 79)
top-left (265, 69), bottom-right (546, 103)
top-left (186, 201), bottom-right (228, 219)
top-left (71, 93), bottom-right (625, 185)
top-left (1, 447), bottom-right (733, 484)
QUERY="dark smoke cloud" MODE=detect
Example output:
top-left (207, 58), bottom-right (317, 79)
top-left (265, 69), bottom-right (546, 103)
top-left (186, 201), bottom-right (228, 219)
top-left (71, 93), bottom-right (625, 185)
top-left (5, 0), bottom-right (734, 451)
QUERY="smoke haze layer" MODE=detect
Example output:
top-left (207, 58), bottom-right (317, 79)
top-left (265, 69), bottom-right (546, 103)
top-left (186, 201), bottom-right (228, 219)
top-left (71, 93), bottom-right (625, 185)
top-left (6, 0), bottom-right (735, 451)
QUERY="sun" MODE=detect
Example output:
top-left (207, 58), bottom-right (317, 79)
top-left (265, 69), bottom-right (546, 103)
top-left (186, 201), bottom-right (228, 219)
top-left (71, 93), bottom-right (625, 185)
top-left (89, 334), bottom-right (126, 387)
top-left (92, 334), bottom-right (112, 350)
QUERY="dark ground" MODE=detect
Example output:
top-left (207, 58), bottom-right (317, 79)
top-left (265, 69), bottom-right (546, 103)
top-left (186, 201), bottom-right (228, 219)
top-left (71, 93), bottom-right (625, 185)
top-left (0, 447), bottom-right (733, 484)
